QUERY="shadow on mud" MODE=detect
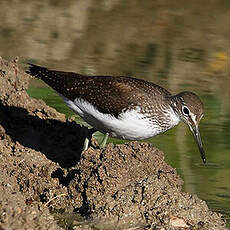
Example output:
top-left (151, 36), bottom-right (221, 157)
top-left (0, 101), bottom-right (94, 168)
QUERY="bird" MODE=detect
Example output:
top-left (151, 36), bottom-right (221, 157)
top-left (26, 63), bottom-right (206, 164)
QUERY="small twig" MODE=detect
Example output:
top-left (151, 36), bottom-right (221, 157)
top-left (123, 227), bottom-right (140, 230)
top-left (44, 193), bottom-right (67, 207)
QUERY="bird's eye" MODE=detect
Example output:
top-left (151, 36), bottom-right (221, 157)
top-left (182, 106), bottom-right (190, 116)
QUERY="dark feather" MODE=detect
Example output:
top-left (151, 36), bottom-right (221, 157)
top-left (27, 64), bottom-right (171, 117)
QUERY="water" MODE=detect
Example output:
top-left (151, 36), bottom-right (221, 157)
top-left (1, 0), bottom-right (230, 227)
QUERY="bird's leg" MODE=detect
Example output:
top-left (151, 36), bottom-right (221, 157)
top-left (82, 127), bottom-right (97, 151)
top-left (100, 133), bottom-right (109, 148)
top-left (83, 137), bottom-right (89, 151)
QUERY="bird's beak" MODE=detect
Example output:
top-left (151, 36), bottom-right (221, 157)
top-left (188, 123), bottom-right (206, 164)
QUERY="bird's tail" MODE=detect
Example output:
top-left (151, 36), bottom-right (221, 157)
top-left (26, 63), bottom-right (79, 100)
top-left (26, 63), bottom-right (69, 95)
top-left (26, 63), bottom-right (49, 80)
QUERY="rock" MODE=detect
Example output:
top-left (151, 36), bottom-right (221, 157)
top-left (169, 216), bottom-right (189, 228)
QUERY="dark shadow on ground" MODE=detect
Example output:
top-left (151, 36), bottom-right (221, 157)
top-left (0, 101), bottom-right (95, 168)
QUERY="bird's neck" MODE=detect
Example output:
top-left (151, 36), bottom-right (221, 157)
top-left (166, 95), bottom-right (182, 124)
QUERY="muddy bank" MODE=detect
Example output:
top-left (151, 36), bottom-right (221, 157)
top-left (0, 57), bottom-right (227, 229)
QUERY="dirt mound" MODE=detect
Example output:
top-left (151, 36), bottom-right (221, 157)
top-left (0, 57), bottom-right (227, 229)
top-left (69, 142), bottom-right (225, 229)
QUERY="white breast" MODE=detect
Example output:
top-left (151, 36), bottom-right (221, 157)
top-left (61, 96), bottom-right (180, 140)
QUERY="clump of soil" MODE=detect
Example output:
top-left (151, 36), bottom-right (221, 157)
top-left (69, 142), bottom-right (225, 229)
top-left (0, 57), bottom-right (227, 229)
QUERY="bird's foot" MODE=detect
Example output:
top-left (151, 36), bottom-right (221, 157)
top-left (100, 132), bottom-right (109, 149)
top-left (82, 131), bottom-right (109, 152)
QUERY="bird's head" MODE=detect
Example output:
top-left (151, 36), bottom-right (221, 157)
top-left (171, 91), bottom-right (206, 164)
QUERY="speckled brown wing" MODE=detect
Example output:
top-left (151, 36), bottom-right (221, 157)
top-left (27, 64), bottom-right (171, 117)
